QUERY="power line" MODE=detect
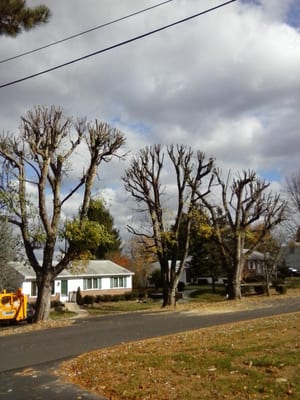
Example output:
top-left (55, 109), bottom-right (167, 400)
top-left (0, 0), bottom-right (173, 64)
top-left (0, 0), bottom-right (237, 89)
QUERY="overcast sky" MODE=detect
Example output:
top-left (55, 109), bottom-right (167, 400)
top-left (0, 0), bottom-right (300, 242)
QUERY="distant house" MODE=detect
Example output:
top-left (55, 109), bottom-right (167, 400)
top-left (242, 250), bottom-right (265, 280)
top-left (151, 259), bottom-right (191, 285)
top-left (7, 260), bottom-right (134, 303)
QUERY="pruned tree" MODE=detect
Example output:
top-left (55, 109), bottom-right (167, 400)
top-left (123, 144), bottom-right (214, 307)
top-left (0, 0), bottom-right (50, 37)
top-left (0, 105), bottom-right (125, 321)
top-left (202, 169), bottom-right (287, 299)
top-left (286, 170), bottom-right (300, 213)
top-left (286, 170), bottom-right (300, 239)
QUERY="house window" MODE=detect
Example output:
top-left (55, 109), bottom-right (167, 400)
top-left (83, 278), bottom-right (102, 290)
top-left (248, 261), bottom-right (256, 270)
top-left (31, 281), bottom-right (37, 297)
top-left (110, 276), bottom-right (127, 288)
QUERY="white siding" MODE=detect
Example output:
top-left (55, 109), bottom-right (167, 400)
top-left (22, 281), bottom-right (32, 296)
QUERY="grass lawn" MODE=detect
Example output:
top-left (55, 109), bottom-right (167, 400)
top-left (59, 312), bottom-right (300, 400)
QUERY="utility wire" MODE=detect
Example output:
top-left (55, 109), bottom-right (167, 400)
top-left (0, 0), bottom-right (173, 64)
top-left (0, 0), bottom-right (237, 89)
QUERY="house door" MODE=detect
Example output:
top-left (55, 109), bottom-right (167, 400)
top-left (61, 280), bottom-right (68, 298)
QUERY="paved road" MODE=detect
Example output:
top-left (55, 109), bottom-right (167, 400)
top-left (1, 297), bottom-right (300, 399)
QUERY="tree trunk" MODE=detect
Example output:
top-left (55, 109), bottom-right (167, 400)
top-left (211, 275), bottom-right (216, 294)
top-left (162, 271), bottom-right (180, 307)
top-left (34, 274), bottom-right (53, 321)
top-left (227, 263), bottom-right (243, 300)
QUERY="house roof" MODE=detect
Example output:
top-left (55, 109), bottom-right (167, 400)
top-left (243, 249), bottom-right (265, 260)
top-left (9, 260), bottom-right (134, 280)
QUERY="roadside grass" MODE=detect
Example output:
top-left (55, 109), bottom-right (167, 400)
top-left (187, 285), bottom-right (226, 302)
top-left (81, 285), bottom-right (226, 315)
top-left (78, 279), bottom-right (300, 315)
top-left (59, 312), bottom-right (300, 400)
top-left (49, 310), bottom-right (77, 319)
top-left (286, 277), bottom-right (300, 289)
top-left (83, 299), bottom-right (162, 315)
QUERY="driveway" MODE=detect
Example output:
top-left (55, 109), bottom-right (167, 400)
top-left (0, 296), bottom-right (300, 399)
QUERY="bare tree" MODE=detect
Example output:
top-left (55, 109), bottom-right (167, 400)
top-left (285, 170), bottom-right (300, 238)
top-left (202, 169), bottom-right (287, 299)
top-left (286, 170), bottom-right (300, 213)
top-left (0, 105), bottom-right (125, 321)
top-left (123, 144), bottom-right (213, 307)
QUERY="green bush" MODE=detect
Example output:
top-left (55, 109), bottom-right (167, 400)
top-left (95, 294), bottom-right (113, 303)
top-left (275, 284), bottom-right (287, 294)
top-left (82, 295), bottom-right (95, 305)
top-left (51, 300), bottom-right (64, 308)
top-left (125, 292), bottom-right (137, 301)
top-left (254, 285), bottom-right (266, 295)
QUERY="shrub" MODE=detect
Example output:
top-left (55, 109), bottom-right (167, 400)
top-left (198, 278), bottom-right (209, 285)
top-left (275, 284), bottom-right (287, 295)
top-left (100, 294), bottom-right (113, 302)
top-left (254, 285), bottom-right (266, 295)
top-left (76, 287), bottom-right (83, 305)
top-left (177, 281), bottom-right (185, 292)
top-left (125, 292), bottom-right (137, 301)
top-left (83, 295), bottom-right (95, 305)
top-left (51, 300), bottom-right (64, 308)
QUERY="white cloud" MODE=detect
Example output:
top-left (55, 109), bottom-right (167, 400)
top-left (1, 0), bottom-right (299, 242)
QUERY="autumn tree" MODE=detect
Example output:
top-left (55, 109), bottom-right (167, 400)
top-left (123, 144), bottom-right (214, 307)
top-left (0, 105), bottom-right (125, 321)
top-left (202, 169), bottom-right (287, 300)
top-left (126, 236), bottom-right (157, 292)
top-left (0, 0), bottom-right (50, 37)
top-left (188, 208), bottom-right (224, 292)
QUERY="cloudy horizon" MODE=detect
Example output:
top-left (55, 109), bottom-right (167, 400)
top-left (1, 0), bottom-right (299, 243)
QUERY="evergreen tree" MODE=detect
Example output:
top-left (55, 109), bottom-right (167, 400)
top-left (0, 217), bottom-right (17, 290)
top-left (0, 0), bottom-right (50, 37)
top-left (87, 199), bottom-right (122, 259)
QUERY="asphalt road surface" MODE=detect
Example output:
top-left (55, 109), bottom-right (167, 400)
top-left (1, 297), bottom-right (300, 399)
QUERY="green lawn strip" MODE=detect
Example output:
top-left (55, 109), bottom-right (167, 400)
top-left (49, 310), bottom-right (77, 319)
top-left (83, 300), bottom-right (162, 314)
top-left (60, 312), bottom-right (300, 400)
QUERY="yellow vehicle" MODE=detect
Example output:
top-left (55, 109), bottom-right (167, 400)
top-left (0, 288), bottom-right (34, 323)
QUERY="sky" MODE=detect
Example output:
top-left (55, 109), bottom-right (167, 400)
top-left (0, 0), bottom-right (300, 243)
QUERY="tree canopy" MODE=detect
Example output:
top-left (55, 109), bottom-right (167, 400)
top-left (0, 0), bottom-right (50, 37)
top-left (202, 169), bottom-right (287, 299)
top-left (87, 199), bottom-right (122, 259)
top-left (0, 105), bottom-right (125, 321)
top-left (123, 144), bottom-right (214, 306)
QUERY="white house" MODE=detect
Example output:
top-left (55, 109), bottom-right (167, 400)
top-left (151, 259), bottom-right (191, 285)
top-left (7, 260), bottom-right (134, 303)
